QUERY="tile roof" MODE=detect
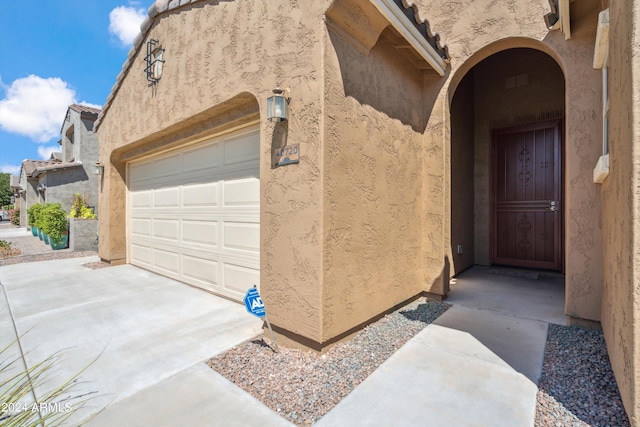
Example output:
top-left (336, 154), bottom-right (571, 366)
top-left (31, 162), bottom-right (83, 177)
top-left (395, 0), bottom-right (449, 61)
top-left (22, 160), bottom-right (59, 178)
top-left (69, 104), bottom-right (101, 116)
top-left (20, 159), bottom-right (83, 179)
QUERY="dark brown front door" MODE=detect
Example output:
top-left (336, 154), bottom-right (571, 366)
top-left (491, 121), bottom-right (562, 270)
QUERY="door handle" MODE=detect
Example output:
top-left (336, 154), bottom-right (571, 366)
top-left (548, 201), bottom-right (558, 212)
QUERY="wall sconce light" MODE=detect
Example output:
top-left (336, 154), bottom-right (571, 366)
top-left (145, 39), bottom-right (165, 84)
top-left (267, 86), bottom-right (290, 122)
top-left (37, 184), bottom-right (46, 193)
top-left (92, 163), bottom-right (104, 176)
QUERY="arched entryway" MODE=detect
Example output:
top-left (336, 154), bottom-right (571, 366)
top-left (450, 48), bottom-right (565, 275)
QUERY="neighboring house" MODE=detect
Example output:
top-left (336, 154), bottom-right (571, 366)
top-left (19, 104), bottom-right (101, 226)
top-left (9, 175), bottom-right (21, 213)
top-left (94, 0), bottom-right (639, 420)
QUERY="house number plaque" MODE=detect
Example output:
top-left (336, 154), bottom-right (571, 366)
top-left (275, 144), bottom-right (300, 166)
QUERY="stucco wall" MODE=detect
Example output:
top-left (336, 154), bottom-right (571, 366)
top-left (600, 0), bottom-right (640, 422)
top-left (450, 70), bottom-right (475, 274)
top-left (42, 168), bottom-right (92, 212)
top-left (321, 27), bottom-right (434, 340)
top-left (96, 0), bottom-right (330, 342)
top-left (415, 0), bottom-right (603, 322)
top-left (61, 110), bottom-right (100, 211)
top-left (69, 218), bottom-right (98, 252)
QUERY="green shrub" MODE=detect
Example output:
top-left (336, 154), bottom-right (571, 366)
top-left (27, 203), bottom-right (44, 227)
top-left (68, 194), bottom-right (96, 219)
top-left (41, 203), bottom-right (68, 245)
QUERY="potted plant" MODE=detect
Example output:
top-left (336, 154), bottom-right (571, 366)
top-left (35, 205), bottom-right (46, 241)
top-left (68, 194), bottom-right (96, 219)
top-left (27, 203), bottom-right (44, 237)
top-left (41, 203), bottom-right (68, 249)
top-left (38, 203), bottom-right (53, 244)
top-left (68, 194), bottom-right (98, 251)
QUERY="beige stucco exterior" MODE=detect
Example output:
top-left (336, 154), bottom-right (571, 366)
top-left (96, 0), bottom-right (639, 421)
top-left (600, 0), bottom-right (640, 423)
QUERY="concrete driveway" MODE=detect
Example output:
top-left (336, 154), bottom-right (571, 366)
top-left (0, 257), bottom-right (290, 426)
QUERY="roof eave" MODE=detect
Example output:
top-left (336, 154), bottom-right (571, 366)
top-left (369, 0), bottom-right (447, 76)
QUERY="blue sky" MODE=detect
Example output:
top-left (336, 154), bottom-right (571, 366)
top-left (0, 0), bottom-right (154, 175)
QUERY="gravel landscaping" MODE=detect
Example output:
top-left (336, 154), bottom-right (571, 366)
top-left (535, 324), bottom-right (630, 427)
top-left (210, 302), bottom-right (630, 427)
top-left (209, 297), bottom-right (449, 425)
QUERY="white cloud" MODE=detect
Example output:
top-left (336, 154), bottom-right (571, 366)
top-left (37, 145), bottom-right (59, 160)
top-left (0, 164), bottom-right (21, 175)
top-left (0, 75), bottom-right (76, 142)
top-left (109, 6), bottom-right (146, 46)
top-left (79, 101), bottom-right (102, 110)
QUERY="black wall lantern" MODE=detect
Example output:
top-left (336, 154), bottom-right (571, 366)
top-left (145, 39), bottom-right (165, 84)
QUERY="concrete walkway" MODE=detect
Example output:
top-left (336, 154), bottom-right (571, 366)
top-left (0, 222), bottom-right (71, 256)
top-left (1, 238), bottom-right (565, 427)
top-left (316, 267), bottom-right (564, 427)
top-left (0, 259), bottom-right (288, 426)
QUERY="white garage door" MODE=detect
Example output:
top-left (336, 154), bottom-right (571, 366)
top-left (128, 126), bottom-right (260, 302)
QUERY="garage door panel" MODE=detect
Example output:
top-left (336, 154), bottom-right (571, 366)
top-left (223, 222), bottom-right (259, 252)
top-left (182, 220), bottom-right (218, 246)
top-left (131, 244), bottom-right (152, 266)
top-left (183, 143), bottom-right (220, 173)
top-left (131, 191), bottom-right (152, 208)
top-left (154, 187), bottom-right (180, 208)
top-left (130, 162), bottom-right (153, 187)
top-left (129, 126), bottom-right (259, 302)
top-left (224, 131), bottom-right (260, 166)
top-left (153, 248), bottom-right (180, 274)
top-left (182, 255), bottom-right (218, 288)
top-left (224, 178), bottom-right (259, 206)
top-left (131, 218), bottom-right (152, 237)
top-left (153, 219), bottom-right (179, 241)
top-left (154, 154), bottom-right (182, 179)
top-left (223, 262), bottom-right (260, 296)
top-left (183, 182), bottom-right (218, 207)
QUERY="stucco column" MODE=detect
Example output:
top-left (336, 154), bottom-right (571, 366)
top-left (422, 84), bottom-right (451, 296)
top-left (97, 157), bottom-right (127, 265)
top-left (559, 38), bottom-right (603, 322)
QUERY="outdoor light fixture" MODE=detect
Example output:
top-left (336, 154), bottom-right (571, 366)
top-left (92, 163), bottom-right (104, 176)
top-left (145, 39), bottom-right (165, 83)
top-left (267, 86), bottom-right (290, 122)
top-left (37, 184), bottom-right (46, 193)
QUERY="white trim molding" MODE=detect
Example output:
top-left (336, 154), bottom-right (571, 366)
top-left (368, 0), bottom-right (447, 76)
top-left (593, 9), bottom-right (610, 69)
